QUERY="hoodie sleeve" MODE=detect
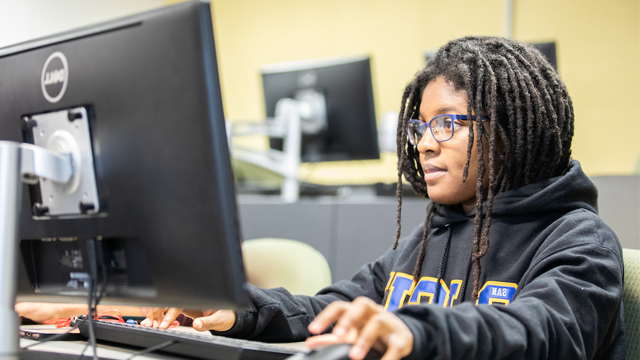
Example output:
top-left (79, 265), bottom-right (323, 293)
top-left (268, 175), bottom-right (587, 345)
top-left (211, 242), bottom-right (397, 342)
top-left (396, 212), bottom-right (625, 360)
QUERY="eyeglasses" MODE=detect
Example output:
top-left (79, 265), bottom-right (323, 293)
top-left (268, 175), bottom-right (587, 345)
top-left (407, 114), bottom-right (489, 145)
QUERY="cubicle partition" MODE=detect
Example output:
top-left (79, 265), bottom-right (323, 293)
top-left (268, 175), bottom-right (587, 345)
top-left (238, 176), bottom-right (640, 283)
top-left (238, 195), bottom-right (429, 282)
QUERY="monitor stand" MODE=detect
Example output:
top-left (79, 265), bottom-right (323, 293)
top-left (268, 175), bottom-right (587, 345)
top-left (0, 108), bottom-right (97, 359)
top-left (0, 141), bottom-right (22, 360)
top-left (229, 91), bottom-right (327, 203)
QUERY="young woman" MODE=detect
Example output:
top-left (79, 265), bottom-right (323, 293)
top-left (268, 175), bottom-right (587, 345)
top-left (144, 36), bottom-right (625, 360)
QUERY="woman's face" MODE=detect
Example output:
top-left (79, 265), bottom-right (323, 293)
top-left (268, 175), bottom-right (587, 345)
top-left (417, 76), bottom-right (490, 213)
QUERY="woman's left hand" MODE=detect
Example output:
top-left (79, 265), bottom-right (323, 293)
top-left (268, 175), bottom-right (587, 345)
top-left (306, 297), bottom-right (413, 360)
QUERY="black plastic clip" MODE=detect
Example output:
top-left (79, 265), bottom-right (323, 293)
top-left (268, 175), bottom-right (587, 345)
top-left (79, 201), bottom-right (95, 214)
top-left (32, 203), bottom-right (49, 216)
top-left (68, 110), bottom-right (82, 122)
top-left (22, 117), bottom-right (37, 131)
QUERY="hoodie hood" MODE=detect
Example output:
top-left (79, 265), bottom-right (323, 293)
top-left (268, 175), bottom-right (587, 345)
top-left (431, 160), bottom-right (598, 228)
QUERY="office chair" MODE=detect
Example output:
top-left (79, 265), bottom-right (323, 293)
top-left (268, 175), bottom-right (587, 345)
top-left (242, 238), bottom-right (332, 296)
top-left (623, 248), bottom-right (640, 359)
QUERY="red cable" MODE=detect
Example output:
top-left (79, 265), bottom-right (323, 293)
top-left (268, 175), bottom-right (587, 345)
top-left (44, 309), bottom-right (179, 328)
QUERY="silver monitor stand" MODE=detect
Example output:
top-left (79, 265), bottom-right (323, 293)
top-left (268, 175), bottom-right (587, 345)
top-left (0, 107), bottom-right (97, 359)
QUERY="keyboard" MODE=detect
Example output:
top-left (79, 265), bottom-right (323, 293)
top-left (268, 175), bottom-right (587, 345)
top-left (75, 319), bottom-right (301, 360)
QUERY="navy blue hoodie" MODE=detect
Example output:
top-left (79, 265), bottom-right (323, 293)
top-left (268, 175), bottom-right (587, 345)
top-left (218, 160), bottom-right (625, 360)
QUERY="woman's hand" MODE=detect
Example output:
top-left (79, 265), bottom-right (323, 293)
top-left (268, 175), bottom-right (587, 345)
top-left (140, 307), bottom-right (235, 332)
top-left (140, 307), bottom-right (180, 329)
top-left (306, 297), bottom-right (413, 360)
top-left (15, 303), bottom-right (143, 323)
top-left (16, 302), bottom-right (68, 322)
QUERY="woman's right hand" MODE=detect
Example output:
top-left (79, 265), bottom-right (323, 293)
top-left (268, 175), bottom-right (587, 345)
top-left (140, 307), bottom-right (236, 332)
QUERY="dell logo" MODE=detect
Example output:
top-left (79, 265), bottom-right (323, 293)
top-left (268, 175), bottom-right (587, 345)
top-left (43, 68), bottom-right (65, 86)
top-left (41, 52), bottom-right (69, 103)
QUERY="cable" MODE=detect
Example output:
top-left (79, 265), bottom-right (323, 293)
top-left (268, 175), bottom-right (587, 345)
top-left (75, 341), bottom-right (91, 360)
top-left (94, 240), bottom-right (108, 306)
top-left (73, 279), bottom-right (97, 360)
top-left (125, 340), bottom-right (177, 360)
top-left (25, 238), bottom-right (105, 359)
top-left (43, 316), bottom-right (77, 328)
top-left (85, 238), bottom-right (99, 360)
top-left (87, 280), bottom-right (98, 360)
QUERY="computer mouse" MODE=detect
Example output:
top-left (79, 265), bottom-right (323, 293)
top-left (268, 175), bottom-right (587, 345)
top-left (286, 343), bottom-right (383, 360)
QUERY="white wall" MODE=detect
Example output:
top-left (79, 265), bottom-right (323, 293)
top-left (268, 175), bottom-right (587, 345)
top-left (0, 0), bottom-right (165, 48)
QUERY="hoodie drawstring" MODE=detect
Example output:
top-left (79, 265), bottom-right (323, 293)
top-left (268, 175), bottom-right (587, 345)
top-left (433, 224), bottom-right (453, 304)
top-left (457, 245), bottom-right (474, 304)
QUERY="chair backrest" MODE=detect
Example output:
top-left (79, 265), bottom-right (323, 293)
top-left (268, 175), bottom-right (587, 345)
top-left (242, 238), bottom-right (332, 296)
top-left (624, 248), bottom-right (640, 359)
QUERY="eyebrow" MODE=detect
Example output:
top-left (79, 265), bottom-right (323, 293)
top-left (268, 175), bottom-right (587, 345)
top-left (420, 106), bottom-right (466, 120)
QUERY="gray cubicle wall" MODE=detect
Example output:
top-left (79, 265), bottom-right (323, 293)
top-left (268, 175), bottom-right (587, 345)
top-left (237, 197), bottom-right (335, 272)
top-left (238, 176), bottom-right (640, 283)
top-left (333, 199), bottom-right (430, 283)
top-left (238, 195), bottom-right (429, 282)
top-left (591, 175), bottom-right (640, 250)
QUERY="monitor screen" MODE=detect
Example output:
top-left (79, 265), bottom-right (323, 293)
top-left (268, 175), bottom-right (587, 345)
top-left (0, 1), bottom-right (248, 310)
top-left (532, 41), bottom-right (557, 71)
top-left (262, 57), bottom-right (379, 163)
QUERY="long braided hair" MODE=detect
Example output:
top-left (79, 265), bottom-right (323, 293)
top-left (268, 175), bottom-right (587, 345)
top-left (393, 36), bottom-right (574, 300)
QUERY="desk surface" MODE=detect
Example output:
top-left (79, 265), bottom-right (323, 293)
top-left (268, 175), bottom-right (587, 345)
top-left (21, 338), bottom-right (183, 359)
top-left (19, 325), bottom-right (309, 359)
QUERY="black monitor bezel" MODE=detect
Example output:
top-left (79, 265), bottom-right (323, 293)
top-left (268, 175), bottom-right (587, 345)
top-left (0, 1), bottom-right (248, 310)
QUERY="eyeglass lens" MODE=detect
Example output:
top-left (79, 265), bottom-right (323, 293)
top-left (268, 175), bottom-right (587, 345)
top-left (407, 116), bottom-right (455, 145)
top-left (432, 116), bottom-right (454, 141)
top-left (407, 120), bottom-right (425, 145)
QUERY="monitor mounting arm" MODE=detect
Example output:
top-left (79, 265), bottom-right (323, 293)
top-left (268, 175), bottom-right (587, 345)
top-left (230, 90), bottom-right (327, 203)
top-left (0, 141), bottom-right (74, 360)
top-left (0, 106), bottom-right (97, 359)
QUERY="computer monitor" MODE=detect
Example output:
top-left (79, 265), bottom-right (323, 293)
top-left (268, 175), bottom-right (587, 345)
top-left (532, 41), bottom-right (557, 71)
top-left (262, 57), bottom-right (379, 163)
top-left (0, 1), bottom-right (248, 310)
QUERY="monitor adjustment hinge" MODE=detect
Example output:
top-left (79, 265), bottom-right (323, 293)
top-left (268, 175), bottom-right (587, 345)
top-left (24, 106), bottom-right (100, 218)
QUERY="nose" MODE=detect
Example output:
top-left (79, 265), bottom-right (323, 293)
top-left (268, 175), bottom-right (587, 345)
top-left (416, 127), bottom-right (440, 154)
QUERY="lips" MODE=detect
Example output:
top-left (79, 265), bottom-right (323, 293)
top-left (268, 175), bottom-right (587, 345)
top-left (423, 164), bottom-right (447, 181)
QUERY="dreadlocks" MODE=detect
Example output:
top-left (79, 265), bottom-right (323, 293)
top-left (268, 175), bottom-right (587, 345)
top-left (393, 36), bottom-right (574, 300)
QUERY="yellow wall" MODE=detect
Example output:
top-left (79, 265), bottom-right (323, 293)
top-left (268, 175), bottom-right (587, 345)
top-left (515, 0), bottom-right (640, 175)
top-left (169, 0), bottom-right (639, 183)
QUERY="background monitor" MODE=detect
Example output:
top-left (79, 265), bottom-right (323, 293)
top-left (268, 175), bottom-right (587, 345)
top-left (0, 1), bottom-right (248, 310)
top-left (262, 57), bottom-right (379, 163)
top-left (531, 41), bottom-right (558, 71)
